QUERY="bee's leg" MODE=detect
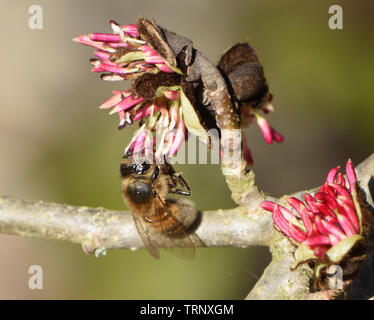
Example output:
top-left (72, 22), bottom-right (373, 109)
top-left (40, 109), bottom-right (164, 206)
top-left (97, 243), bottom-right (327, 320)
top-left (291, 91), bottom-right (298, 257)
top-left (152, 189), bottom-right (166, 205)
top-left (168, 173), bottom-right (191, 196)
top-left (151, 165), bottom-right (160, 182)
top-left (175, 173), bottom-right (191, 192)
top-left (169, 173), bottom-right (191, 190)
top-left (168, 189), bottom-right (191, 196)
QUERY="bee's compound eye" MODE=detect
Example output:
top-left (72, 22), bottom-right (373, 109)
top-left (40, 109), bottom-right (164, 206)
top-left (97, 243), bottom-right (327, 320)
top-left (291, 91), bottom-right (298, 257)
top-left (120, 164), bottom-right (126, 177)
top-left (120, 163), bottom-right (132, 177)
top-left (128, 180), bottom-right (152, 204)
top-left (133, 162), bottom-right (150, 174)
top-left (141, 162), bottom-right (150, 172)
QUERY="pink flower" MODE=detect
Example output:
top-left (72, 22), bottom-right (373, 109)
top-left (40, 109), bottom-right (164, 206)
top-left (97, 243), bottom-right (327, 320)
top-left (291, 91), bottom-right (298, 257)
top-left (261, 159), bottom-right (365, 265)
top-left (74, 20), bottom-right (176, 82)
top-left (241, 94), bottom-right (284, 165)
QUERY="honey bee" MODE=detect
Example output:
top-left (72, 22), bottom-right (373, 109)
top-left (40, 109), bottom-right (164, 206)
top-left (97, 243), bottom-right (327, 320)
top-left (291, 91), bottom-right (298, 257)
top-left (120, 155), bottom-right (203, 259)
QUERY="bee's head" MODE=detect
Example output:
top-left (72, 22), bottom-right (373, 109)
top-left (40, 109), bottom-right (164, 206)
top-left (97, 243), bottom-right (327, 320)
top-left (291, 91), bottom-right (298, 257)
top-left (120, 161), bottom-right (150, 177)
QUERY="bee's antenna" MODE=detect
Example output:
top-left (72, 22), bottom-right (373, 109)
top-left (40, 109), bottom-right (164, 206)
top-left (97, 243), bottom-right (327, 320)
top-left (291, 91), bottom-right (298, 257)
top-left (123, 149), bottom-right (134, 159)
top-left (123, 147), bottom-right (155, 160)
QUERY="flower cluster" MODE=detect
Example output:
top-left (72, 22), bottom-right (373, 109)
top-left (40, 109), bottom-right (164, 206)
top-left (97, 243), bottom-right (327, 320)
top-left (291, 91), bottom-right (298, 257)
top-left (74, 21), bottom-right (201, 160)
top-left (75, 19), bottom-right (284, 164)
top-left (261, 159), bottom-right (366, 266)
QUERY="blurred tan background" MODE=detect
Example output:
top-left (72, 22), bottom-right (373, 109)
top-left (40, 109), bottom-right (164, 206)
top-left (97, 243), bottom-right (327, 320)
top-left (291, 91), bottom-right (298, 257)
top-left (0, 0), bottom-right (373, 299)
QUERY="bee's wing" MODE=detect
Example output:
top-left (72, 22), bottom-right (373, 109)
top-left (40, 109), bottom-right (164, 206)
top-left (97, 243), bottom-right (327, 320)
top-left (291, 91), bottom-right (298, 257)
top-left (131, 212), bottom-right (160, 260)
top-left (132, 199), bottom-right (204, 260)
top-left (152, 198), bottom-right (204, 260)
top-left (162, 232), bottom-right (204, 261)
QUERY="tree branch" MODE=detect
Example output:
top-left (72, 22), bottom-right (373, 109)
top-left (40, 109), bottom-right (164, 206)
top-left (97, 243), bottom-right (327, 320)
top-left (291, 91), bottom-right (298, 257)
top-left (0, 192), bottom-right (272, 255)
top-left (1, 153), bottom-right (372, 299)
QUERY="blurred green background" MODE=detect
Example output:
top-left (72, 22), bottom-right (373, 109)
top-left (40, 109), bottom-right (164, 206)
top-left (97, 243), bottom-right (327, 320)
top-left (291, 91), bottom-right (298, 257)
top-left (0, 0), bottom-right (373, 299)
